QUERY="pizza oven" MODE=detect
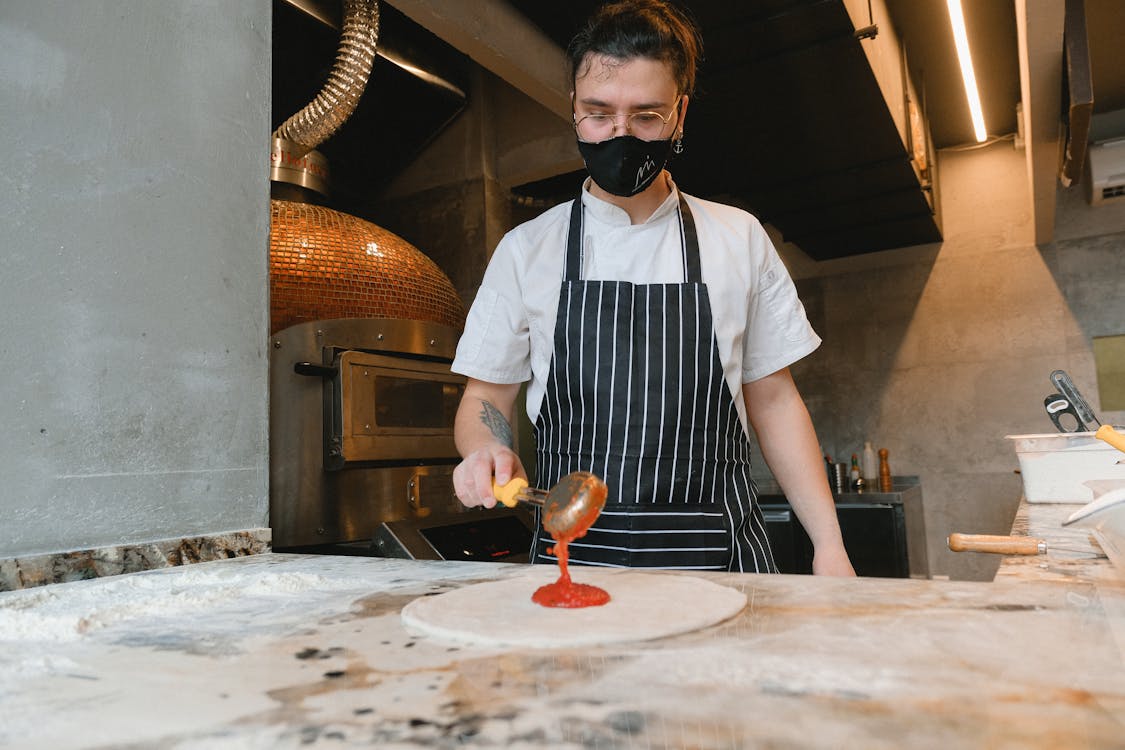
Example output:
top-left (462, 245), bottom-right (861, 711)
top-left (270, 318), bottom-right (457, 546)
top-left (266, 187), bottom-right (533, 561)
top-left (270, 314), bottom-right (536, 562)
top-left (267, 0), bottom-right (531, 561)
top-left (266, 172), bottom-right (535, 563)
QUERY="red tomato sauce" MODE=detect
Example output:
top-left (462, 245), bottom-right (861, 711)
top-left (532, 533), bottom-right (610, 608)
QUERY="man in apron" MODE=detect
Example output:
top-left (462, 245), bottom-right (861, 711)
top-left (451, 0), bottom-right (854, 576)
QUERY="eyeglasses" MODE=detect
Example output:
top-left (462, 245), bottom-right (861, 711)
top-left (573, 101), bottom-right (681, 143)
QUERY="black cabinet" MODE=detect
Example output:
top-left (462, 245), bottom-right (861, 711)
top-left (761, 499), bottom-right (912, 578)
top-left (761, 504), bottom-right (808, 574)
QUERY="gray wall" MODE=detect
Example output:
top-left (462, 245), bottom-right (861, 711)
top-left (0, 1), bottom-right (272, 557)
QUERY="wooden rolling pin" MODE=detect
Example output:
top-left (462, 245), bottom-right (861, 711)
top-left (1095, 424), bottom-right (1125, 455)
top-left (947, 533), bottom-right (1045, 555)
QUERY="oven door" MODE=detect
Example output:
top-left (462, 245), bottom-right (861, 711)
top-left (326, 349), bottom-right (465, 469)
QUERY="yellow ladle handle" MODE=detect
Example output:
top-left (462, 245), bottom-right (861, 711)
top-left (492, 477), bottom-right (530, 508)
top-left (1096, 425), bottom-right (1125, 455)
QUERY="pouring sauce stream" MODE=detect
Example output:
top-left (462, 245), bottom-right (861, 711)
top-left (532, 475), bottom-right (610, 608)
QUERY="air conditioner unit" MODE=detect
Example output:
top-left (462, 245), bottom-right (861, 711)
top-left (1085, 137), bottom-right (1125, 207)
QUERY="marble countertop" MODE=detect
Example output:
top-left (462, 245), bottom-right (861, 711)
top-left (2, 551), bottom-right (1123, 748)
top-left (995, 499), bottom-right (1118, 585)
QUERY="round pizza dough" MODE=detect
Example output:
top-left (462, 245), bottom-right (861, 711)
top-left (400, 568), bottom-right (747, 648)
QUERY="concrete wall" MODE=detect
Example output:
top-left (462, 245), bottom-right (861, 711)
top-left (0, 1), bottom-right (272, 557)
top-left (369, 66), bottom-right (565, 307)
top-left (366, 66), bottom-right (496, 305)
top-left (783, 142), bottom-right (1125, 580)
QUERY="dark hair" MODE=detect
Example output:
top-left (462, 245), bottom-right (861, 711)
top-left (567, 0), bottom-right (703, 98)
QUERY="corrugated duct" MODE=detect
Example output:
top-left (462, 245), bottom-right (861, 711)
top-left (274, 0), bottom-right (379, 155)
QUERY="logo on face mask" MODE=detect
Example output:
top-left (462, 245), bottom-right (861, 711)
top-left (635, 154), bottom-right (659, 191)
top-left (576, 135), bottom-right (675, 197)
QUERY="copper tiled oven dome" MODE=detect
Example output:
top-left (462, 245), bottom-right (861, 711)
top-left (269, 199), bottom-right (465, 334)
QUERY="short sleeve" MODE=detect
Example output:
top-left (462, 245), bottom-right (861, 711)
top-left (451, 233), bottom-right (533, 384)
top-left (742, 233), bottom-right (821, 382)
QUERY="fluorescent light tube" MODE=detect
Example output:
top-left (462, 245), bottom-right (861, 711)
top-left (946, 0), bottom-right (987, 142)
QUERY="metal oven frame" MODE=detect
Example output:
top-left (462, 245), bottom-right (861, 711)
top-left (269, 318), bottom-right (471, 549)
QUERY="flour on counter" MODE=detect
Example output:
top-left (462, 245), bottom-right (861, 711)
top-left (0, 555), bottom-right (515, 644)
top-left (0, 565), bottom-right (356, 642)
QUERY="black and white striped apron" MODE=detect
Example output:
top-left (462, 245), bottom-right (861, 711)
top-left (530, 192), bottom-right (777, 573)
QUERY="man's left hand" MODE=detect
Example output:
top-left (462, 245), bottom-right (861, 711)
top-left (812, 545), bottom-right (857, 577)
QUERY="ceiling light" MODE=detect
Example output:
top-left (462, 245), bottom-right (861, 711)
top-left (946, 0), bottom-right (987, 142)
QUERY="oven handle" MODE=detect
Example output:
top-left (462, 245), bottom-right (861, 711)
top-left (294, 362), bottom-right (338, 378)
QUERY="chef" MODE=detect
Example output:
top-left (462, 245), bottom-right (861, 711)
top-left (451, 0), bottom-right (855, 576)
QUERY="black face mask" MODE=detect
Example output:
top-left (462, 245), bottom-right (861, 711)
top-left (577, 135), bottom-right (675, 197)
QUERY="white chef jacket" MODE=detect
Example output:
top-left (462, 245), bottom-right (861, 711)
top-left (451, 176), bottom-right (821, 434)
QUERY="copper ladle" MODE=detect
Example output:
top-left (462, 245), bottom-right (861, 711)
top-left (493, 471), bottom-right (607, 539)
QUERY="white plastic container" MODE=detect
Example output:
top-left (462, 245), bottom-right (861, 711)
top-left (1006, 431), bottom-right (1125, 503)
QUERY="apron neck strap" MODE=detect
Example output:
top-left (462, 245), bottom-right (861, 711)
top-left (565, 191), bottom-right (703, 283)
top-left (565, 194), bottom-right (584, 281)
top-left (677, 194), bottom-right (702, 283)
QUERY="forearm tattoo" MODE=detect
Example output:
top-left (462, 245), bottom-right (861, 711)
top-left (479, 400), bottom-right (514, 448)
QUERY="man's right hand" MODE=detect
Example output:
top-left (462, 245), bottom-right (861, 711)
top-left (451, 378), bottom-right (526, 509)
top-left (452, 445), bottom-right (525, 509)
